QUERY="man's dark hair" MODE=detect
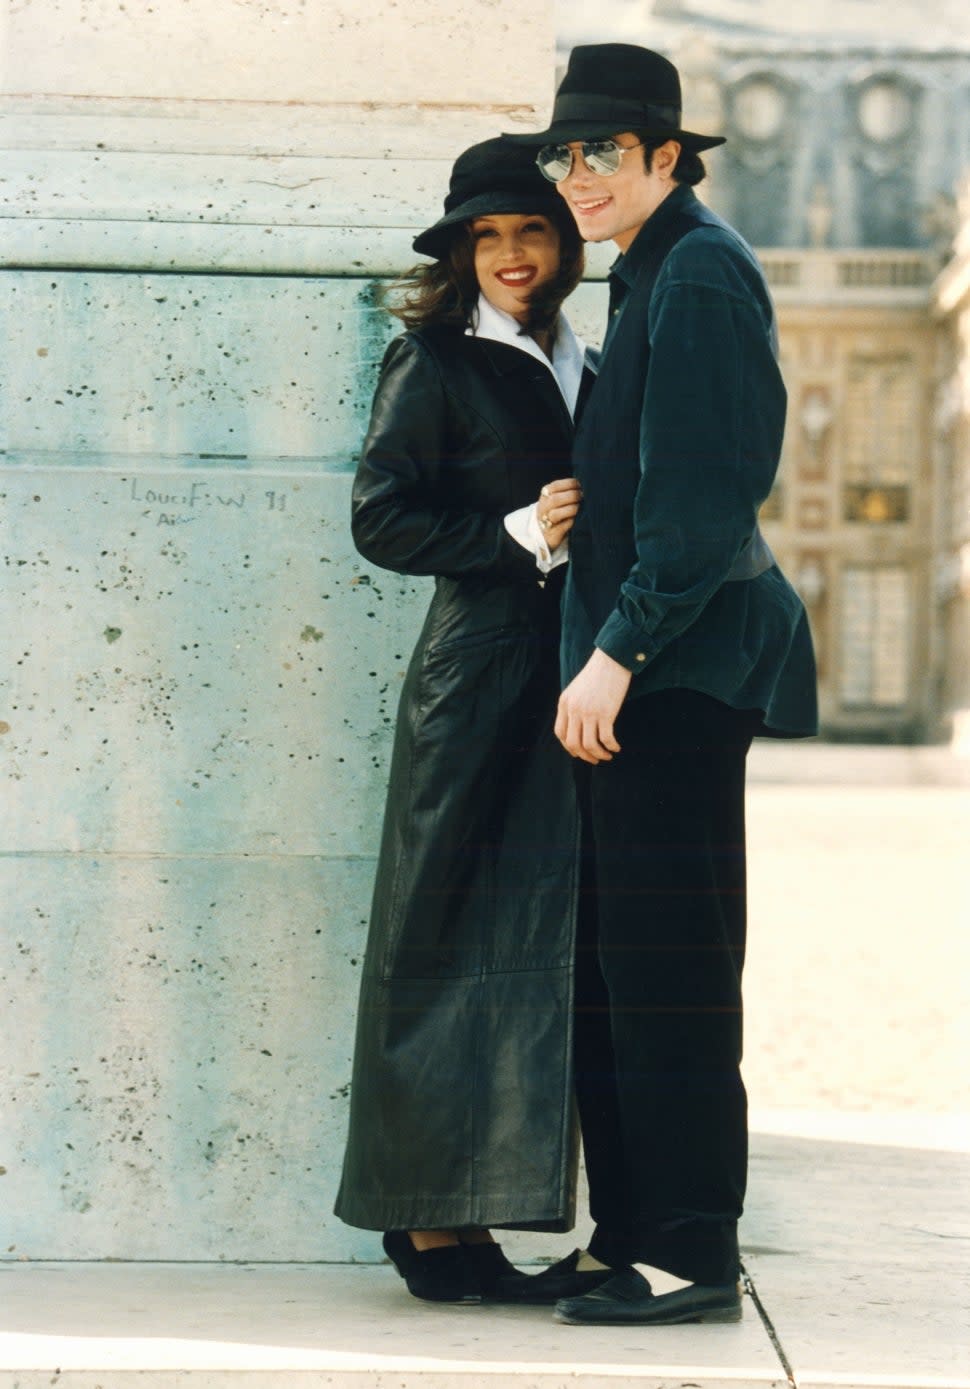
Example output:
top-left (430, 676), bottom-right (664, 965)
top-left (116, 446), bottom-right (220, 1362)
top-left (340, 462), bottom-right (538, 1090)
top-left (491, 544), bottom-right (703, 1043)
top-left (638, 134), bottom-right (706, 187)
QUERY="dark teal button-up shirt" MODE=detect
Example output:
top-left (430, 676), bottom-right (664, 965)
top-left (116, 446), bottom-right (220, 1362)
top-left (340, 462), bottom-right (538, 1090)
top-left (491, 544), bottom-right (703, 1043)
top-left (563, 184), bottom-right (817, 736)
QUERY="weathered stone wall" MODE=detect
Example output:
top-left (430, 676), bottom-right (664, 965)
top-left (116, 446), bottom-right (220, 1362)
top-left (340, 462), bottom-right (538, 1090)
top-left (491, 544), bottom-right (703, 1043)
top-left (0, 0), bottom-right (609, 1262)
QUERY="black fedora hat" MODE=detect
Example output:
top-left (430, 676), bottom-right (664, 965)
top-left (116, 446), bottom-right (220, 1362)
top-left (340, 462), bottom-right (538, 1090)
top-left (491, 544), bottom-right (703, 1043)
top-left (412, 137), bottom-right (564, 260)
top-left (505, 43), bottom-right (725, 153)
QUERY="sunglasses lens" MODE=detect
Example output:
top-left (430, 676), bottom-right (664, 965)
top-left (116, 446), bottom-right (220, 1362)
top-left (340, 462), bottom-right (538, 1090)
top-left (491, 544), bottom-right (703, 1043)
top-left (583, 141), bottom-right (623, 176)
top-left (537, 145), bottom-right (572, 182)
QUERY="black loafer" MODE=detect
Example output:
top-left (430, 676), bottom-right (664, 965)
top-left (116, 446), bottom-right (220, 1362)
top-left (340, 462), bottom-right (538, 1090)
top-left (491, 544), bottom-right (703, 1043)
top-left (382, 1231), bottom-right (481, 1304)
top-left (555, 1267), bottom-right (743, 1325)
top-left (461, 1241), bottom-right (522, 1299)
top-left (489, 1248), bottom-right (621, 1305)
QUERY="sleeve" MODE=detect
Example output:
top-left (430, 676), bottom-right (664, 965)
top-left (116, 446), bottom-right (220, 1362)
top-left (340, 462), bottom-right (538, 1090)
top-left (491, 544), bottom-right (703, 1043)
top-left (594, 271), bottom-right (785, 672)
top-left (351, 334), bottom-right (539, 580)
top-left (504, 502), bottom-right (570, 574)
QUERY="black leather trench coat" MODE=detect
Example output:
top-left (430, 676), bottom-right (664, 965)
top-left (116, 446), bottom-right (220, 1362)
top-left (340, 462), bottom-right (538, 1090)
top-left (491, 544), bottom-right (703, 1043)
top-left (335, 324), bottom-right (593, 1233)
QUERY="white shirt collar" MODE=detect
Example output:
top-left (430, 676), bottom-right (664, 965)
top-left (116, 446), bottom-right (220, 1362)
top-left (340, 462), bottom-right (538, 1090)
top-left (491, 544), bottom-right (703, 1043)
top-left (465, 293), bottom-right (586, 419)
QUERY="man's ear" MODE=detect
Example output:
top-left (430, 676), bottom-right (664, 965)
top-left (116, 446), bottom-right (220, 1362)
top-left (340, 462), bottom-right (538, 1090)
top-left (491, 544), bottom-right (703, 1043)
top-left (654, 140), bottom-right (681, 179)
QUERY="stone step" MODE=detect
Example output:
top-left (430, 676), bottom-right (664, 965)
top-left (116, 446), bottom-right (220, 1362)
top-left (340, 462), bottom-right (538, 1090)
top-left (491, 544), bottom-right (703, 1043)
top-left (0, 1262), bottom-right (781, 1389)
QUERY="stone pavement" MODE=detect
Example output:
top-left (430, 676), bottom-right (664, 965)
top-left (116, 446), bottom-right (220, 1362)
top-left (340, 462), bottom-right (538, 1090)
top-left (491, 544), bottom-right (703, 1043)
top-left (742, 750), bottom-right (969, 1117)
top-left (746, 741), bottom-right (970, 788)
top-left (2, 1116), bottom-right (968, 1388)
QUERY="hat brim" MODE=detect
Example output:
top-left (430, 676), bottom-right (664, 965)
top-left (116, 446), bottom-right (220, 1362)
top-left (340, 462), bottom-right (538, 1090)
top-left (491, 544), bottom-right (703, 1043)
top-left (412, 188), bottom-right (564, 260)
top-left (504, 120), bottom-right (725, 153)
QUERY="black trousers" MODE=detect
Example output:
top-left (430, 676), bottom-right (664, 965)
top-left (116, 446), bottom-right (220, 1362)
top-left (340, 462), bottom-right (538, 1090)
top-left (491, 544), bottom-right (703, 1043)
top-left (573, 688), bottom-right (760, 1285)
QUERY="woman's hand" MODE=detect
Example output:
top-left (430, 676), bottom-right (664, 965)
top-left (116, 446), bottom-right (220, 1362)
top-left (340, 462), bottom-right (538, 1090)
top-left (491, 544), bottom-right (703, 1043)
top-left (536, 477), bottom-right (582, 551)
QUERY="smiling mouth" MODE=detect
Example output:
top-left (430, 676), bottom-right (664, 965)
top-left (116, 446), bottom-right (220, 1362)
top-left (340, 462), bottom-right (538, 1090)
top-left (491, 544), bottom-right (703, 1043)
top-left (495, 267), bottom-right (536, 286)
top-left (573, 197), bottom-right (611, 215)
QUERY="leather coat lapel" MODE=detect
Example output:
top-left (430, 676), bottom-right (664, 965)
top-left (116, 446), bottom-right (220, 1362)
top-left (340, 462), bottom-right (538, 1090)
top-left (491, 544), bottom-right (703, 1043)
top-left (470, 336), bottom-right (577, 442)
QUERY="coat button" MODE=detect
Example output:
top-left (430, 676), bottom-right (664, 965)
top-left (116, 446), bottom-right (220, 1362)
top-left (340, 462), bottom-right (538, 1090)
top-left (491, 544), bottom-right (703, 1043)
top-left (635, 652), bottom-right (647, 662)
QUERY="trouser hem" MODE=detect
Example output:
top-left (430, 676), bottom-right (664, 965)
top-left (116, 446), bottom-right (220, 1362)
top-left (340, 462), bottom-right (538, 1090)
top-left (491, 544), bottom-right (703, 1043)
top-left (589, 1217), bottom-right (741, 1286)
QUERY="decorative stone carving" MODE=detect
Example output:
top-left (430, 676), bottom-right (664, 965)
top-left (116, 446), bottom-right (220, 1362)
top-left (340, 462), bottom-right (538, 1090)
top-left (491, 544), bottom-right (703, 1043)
top-left (795, 554), bottom-right (827, 606)
top-left (921, 191), bottom-right (959, 265)
top-left (956, 174), bottom-right (970, 257)
top-left (801, 386), bottom-right (833, 445)
top-left (806, 182), bottom-right (835, 249)
top-left (728, 72), bottom-right (794, 172)
top-left (735, 77), bottom-right (787, 141)
top-left (798, 498), bottom-right (829, 531)
top-left (852, 72), bottom-right (919, 176)
top-left (933, 375), bottom-right (961, 436)
top-left (858, 79), bottom-right (913, 142)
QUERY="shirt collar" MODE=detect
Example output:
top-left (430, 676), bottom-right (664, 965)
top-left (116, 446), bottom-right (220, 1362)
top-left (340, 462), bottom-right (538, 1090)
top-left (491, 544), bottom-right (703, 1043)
top-left (609, 182), bottom-right (698, 289)
top-left (466, 293), bottom-right (587, 418)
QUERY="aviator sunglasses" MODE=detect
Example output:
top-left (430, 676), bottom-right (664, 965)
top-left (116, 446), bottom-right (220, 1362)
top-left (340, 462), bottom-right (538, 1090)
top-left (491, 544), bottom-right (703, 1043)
top-left (536, 139), bottom-right (645, 183)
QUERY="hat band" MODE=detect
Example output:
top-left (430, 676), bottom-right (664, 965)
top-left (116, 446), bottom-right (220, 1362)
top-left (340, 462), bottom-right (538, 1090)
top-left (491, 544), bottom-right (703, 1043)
top-left (443, 169), bottom-right (554, 215)
top-left (552, 92), bottom-right (681, 131)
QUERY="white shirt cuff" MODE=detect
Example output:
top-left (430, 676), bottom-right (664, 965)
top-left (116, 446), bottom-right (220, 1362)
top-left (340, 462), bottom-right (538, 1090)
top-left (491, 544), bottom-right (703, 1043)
top-left (504, 502), bottom-right (569, 574)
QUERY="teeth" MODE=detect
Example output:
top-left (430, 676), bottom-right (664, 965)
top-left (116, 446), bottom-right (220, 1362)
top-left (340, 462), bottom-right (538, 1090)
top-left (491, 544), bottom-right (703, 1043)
top-left (499, 270), bottom-right (531, 282)
top-left (575, 199), bottom-right (609, 211)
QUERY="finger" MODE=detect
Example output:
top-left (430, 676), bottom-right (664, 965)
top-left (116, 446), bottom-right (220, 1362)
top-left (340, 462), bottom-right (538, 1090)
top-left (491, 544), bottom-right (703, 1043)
top-left (549, 514), bottom-right (577, 539)
top-left (575, 716), bottom-right (611, 761)
top-left (580, 718), bottom-right (613, 763)
top-left (543, 477), bottom-right (578, 496)
top-left (548, 486), bottom-right (582, 508)
top-left (599, 718), bottom-right (621, 754)
top-left (563, 707), bottom-right (596, 763)
top-left (546, 503), bottom-right (580, 526)
top-left (554, 698), bottom-right (569, 746)
top-left (545, 484), bottom-right (582, 508)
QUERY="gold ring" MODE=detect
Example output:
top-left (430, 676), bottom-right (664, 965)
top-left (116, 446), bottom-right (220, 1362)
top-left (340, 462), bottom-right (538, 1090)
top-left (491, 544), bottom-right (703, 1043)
top-left (540, 516), bottom-right (551, 530)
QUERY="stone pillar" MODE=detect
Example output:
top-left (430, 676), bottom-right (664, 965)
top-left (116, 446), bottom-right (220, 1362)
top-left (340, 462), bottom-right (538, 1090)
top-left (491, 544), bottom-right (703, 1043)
top-left (0, 0), bottom-right (561, 1261)
top-left (932, 179), bottom-right (970, 753)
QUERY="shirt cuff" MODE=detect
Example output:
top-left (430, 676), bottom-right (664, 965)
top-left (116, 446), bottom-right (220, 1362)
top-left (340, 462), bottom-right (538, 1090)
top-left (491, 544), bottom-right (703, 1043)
top-left (594, 610), bottom-right (659, 673)
top-left (504, 503), bottom-right (569, 574)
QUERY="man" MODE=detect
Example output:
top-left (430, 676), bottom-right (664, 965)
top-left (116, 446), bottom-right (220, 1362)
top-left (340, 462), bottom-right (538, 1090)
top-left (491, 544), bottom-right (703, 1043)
top-left (500, 44), bottom-right (817, 1325)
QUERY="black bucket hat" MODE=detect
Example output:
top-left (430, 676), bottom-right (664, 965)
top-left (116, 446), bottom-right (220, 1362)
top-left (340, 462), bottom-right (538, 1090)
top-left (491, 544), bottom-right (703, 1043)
top-left (412, 136), bottom-right (565, 260)
top-left (505, 43), bottom-right (725, 153)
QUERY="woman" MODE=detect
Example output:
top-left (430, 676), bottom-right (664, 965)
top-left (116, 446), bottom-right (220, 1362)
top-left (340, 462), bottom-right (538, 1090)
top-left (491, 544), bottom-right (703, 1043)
top-left (334, 138), bottom-right (593, 1304)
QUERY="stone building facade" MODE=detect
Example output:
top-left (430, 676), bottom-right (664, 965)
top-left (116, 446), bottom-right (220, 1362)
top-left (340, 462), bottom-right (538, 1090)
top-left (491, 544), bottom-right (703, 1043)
top-left (762, 259), bottom-right (940, 740)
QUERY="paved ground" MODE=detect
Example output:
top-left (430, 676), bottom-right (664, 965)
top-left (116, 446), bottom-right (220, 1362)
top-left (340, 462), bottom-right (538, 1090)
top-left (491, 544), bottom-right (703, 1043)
top-left (3, 1127), bottom-right (969, 1389)
top-left (743, 746), bottom-right (970, 1115)
top-left (2, 746), bottom-right (968, 1387)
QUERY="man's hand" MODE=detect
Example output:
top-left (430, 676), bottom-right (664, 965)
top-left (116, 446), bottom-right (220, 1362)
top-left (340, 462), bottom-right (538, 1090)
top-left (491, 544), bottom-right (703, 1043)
top-left (555, 648), bottom-right (633, 763)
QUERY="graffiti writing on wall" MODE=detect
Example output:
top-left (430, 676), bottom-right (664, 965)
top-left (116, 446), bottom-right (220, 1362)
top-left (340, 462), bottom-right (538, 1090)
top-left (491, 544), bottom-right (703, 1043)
top-left (126, 477), bottom-right (290, 527)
